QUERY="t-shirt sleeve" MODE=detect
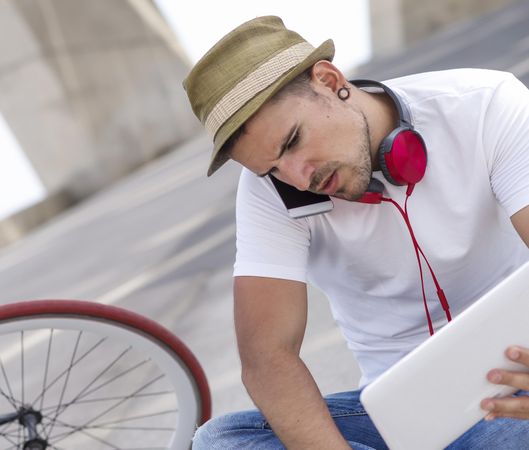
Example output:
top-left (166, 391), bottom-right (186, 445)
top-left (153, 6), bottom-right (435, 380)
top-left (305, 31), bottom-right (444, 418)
top-left (233, 168), bottom-right (310, 282)
top-left (483, 73), bottom-right (529, 216)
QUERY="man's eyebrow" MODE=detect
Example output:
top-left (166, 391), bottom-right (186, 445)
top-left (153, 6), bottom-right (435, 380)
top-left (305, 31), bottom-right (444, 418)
top-left (257, 124), bottom-right (298, 178)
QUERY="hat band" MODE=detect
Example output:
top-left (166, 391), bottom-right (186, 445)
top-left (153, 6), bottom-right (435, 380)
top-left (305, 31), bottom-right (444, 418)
top-left (204, 41), bottom-right (314, 137)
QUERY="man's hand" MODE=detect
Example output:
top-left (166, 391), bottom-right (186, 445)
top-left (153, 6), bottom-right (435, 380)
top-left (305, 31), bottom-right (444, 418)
top-left (481, 346), bottom-right (529, 420)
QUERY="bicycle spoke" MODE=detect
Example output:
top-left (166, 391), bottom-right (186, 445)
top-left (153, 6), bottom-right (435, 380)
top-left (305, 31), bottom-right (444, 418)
top-left (51, 423), bottom-right (170, 450)
top-left (70, 358), bottom-right (151, 402)
top-left (38, 399), bottom-right (177, 444)
top-left (0, 431), bottom-right (19, 441)
top-left (44, 331), bottom-right (83, 439)
top-left (48, 419), bottom-right (171, 450)
top-left (76, 428), bottom-right (121, 449)
top-left (20, 331), bottom-right (24, 406)
top-left (0, 423), bottom-right (15, 436)
top-left (44, 411), bottom-right (173, 433)
top-left (0, 430), bottom-right (18, 437)
top-left (31, 336), bottom-right (107, 407)
top-left (0, 388), bottom-right (18, 412)
top-left (40, 389), bottom-right (174, 410)
top-left (40, 355), bottom-right (152, 435)
top-left (49, 374), bottom-right (165, 445)
top-left (36, 348), bottom-right (172, 449)
top-left (0, 359), bottom-right (19, 409)
top-left (47, 345), bottom-right (133, 413)
top-left (48, 424), bottom-right (123, 449)
top-left (88, 424), bottom-right (175, 431)
top-left (39, 329), bottom-right (54, 412)
top-left (86, 409), bottom-right (177, 430)
top-left (43, 413), bottom-right (173, 443)
top-left (0, 437), bottom-right (19, 448)
top-left (0, 425), bottom-right (19, 446)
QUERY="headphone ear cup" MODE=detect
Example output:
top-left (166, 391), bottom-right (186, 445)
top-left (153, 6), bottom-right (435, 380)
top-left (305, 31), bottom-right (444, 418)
top-left (378, 127), bottom-right (427, 186)
top-left (378, 136), bottom-right (401, 186)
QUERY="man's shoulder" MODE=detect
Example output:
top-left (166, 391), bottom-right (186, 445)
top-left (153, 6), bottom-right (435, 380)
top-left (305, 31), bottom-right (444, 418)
top-left (237, 168), bottom-right (283, 210)
top-left (238, 167), bottom-right (272, 193)
top-left (384, 68), bottom-right (513, 101)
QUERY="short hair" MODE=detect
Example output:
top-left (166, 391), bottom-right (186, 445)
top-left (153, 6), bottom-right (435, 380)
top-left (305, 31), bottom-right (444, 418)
top-left (222, 67), bottom-right (317, 157)
top-left (270, 67), bottom-right (317, 103)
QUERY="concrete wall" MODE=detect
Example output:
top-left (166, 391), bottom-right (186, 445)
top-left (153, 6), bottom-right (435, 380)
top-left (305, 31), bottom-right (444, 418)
top-left (370, 0), bottom-right (515, 57)
top-left (0, 190), bottom-right (74, 248)
top-left (0, 0), bottom-right (199, 201)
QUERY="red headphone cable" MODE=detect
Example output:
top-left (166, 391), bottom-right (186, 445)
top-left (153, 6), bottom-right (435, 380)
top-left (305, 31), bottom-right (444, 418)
top-left (381, 184), bottom-right (452, 335)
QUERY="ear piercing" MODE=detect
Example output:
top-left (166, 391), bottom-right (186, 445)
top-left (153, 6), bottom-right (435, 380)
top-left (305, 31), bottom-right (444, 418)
top-left (337, 85), bottom-right (350, 100)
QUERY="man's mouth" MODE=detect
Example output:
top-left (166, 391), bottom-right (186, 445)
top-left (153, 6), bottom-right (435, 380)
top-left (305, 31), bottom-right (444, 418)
top-left (318, 171), bottom-right (338, 195)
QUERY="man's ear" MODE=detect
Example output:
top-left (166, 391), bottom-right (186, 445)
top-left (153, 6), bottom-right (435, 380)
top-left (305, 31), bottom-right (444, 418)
top-left (310, 60), bottom-right (347, 92)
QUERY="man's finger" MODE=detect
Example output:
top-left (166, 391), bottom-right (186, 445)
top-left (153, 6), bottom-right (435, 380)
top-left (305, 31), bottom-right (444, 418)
top-left (487, 369), bottom-right (529, 391)
top-left (481, 395), bottom-right (529, 420)
top-left (505, 346), bottom-right (529, 367)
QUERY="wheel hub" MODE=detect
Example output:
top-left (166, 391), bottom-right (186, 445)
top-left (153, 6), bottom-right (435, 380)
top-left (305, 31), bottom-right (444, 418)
top-left (18, 407), bottom-right (48, 450)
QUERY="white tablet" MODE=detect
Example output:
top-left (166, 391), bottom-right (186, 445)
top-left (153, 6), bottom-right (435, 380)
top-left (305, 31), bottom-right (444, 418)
top-left (360, 261), bottom-right (529, 450)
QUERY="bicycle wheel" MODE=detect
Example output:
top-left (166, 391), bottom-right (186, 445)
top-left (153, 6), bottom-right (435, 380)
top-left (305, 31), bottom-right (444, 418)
top-left (0, 299), bottom-right (211, 450)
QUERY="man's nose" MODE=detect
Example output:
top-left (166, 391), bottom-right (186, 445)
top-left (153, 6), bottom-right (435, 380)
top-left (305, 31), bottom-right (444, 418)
top-left (277, 156), bottom-right (313, 191)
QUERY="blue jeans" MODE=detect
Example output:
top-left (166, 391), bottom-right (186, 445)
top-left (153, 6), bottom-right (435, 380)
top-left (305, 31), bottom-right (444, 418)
top-left (193, 390), bottom-right (529, 449)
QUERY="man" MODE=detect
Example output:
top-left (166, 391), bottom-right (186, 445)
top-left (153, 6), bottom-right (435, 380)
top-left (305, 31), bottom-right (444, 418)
top-left (183, 16), bottom-right (529, 449)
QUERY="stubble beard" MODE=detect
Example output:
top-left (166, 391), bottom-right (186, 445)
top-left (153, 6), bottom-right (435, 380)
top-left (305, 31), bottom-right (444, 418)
top-left (334, 159), bottom-right (372, 201)
top-left (310, 113), bottom-right (373, 201)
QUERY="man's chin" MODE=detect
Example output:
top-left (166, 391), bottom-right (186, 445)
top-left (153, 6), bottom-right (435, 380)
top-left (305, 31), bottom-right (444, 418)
top-left (332, 183), bottom-right (372, 201)
top-left (329, 175), bottom-right (372, 201)
top-left (332, 191), bottom-right (363, 202)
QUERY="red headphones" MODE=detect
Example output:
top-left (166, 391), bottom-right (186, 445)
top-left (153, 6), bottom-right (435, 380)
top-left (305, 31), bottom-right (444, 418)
top-left (350, 80), bottom-right (451, 335)
top-left (269, 79), bottom-right (450, 334)
top-left (350, 80), bottom-right (428, 204)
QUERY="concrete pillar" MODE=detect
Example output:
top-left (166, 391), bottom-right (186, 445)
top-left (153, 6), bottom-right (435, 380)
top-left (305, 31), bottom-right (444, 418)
top-left (0, 0), bottom-right (199, 200)
top-left (369, 0), bottom-right (515, 58)
top-left (369, 0), bottom-right (406, 59)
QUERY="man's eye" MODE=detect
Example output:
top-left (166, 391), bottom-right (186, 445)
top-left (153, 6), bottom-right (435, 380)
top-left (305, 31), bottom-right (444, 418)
top-left (287, 130), bottom-right (300, 149)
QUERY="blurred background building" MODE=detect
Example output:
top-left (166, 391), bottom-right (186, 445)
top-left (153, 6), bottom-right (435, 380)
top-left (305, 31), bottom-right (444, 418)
top-left (0, 0), bottom-right (521, 246)
top-left (369, 0), bottom-right (513, 57)
top-left (0, 0), bottom-right (199, 244)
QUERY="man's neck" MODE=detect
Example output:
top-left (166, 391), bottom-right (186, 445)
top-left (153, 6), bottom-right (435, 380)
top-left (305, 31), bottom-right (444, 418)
top-left (358, 90), bottom-right (399, 171)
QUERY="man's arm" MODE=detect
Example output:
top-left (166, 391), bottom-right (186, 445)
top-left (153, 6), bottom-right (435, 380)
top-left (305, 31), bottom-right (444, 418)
top-left (234, 276), bottom-right (351, 449)
top-left (480, 205), bottom-right (529, 420)
top-left (511, 205), bottom-right (529, 246)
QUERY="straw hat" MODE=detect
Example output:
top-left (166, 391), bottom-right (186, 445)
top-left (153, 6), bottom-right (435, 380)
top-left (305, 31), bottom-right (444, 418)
top-left (183, 16), bottom-right (335, 176)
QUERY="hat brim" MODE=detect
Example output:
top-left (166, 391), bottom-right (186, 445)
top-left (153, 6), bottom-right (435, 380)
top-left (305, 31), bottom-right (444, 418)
top-left (207, 39), bottom-right (335, 176)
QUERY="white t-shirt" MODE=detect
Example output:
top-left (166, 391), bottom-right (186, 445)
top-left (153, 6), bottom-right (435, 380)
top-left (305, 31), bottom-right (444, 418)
top-left (233, 69), bottom-right (529, 387)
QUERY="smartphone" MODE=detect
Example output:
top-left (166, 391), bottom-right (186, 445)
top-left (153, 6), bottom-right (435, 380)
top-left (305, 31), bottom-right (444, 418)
top-left (269, 176), bottom-right (334, 218)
